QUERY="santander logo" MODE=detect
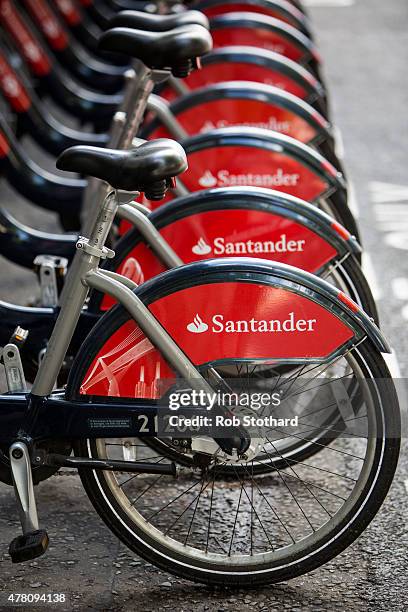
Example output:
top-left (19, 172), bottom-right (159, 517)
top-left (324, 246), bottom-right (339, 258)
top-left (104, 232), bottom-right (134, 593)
top-left (198, 170), bottom-right (218, 188)
top-left (186, 313), bottom-right (209, 334)
top-left (199, 118), bottom-right (291, 134)
top-left (192, 237), bottom-right (212, 255)
top-left (186, 312), bottom-right (317, 334)
top-left (198, 169), bottom-right (300, 189)
top-left (191, 235), bottom-right (306, 256)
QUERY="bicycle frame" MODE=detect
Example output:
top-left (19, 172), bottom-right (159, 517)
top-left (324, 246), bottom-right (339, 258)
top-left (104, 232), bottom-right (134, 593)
top-left (0, 188), bottom-right (219, 447)
top-left (0, 180), bottom-right (211, 550)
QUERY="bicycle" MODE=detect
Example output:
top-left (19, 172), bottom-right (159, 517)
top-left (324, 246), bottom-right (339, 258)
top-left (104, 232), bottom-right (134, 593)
top-left (0, 22), bottom-right (355, 239)
top-left (0, 139), bottom-right (400, 587)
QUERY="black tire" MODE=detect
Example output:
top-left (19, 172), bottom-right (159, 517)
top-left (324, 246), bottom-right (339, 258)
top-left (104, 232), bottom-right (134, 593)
top-left (58, 210), bottom-right (81, 232)
top-left (74, 340), bottom-right (400, 586)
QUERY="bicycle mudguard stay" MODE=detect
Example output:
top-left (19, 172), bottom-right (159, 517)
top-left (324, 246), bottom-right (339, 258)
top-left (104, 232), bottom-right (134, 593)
top-left (145, 82), bottom-right (331, 142)
top-left (0, 259), bottom-right (387, 444)
top-left (0, 117), bottom-right (347, 268)
top-left (92, 187), bottom-right (360, 311)
top-left (67, 259), bottom-right (389, 401)
top-left (0, 180), bottom-right (355, 280)
top-left (0, 119), bottom-right (348, 235)
top-left (0, 43), bottom-right (328, 161)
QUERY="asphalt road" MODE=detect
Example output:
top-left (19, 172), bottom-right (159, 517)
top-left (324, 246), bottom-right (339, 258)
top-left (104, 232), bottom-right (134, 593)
top-left (0, 0), bottom-right (408, 610)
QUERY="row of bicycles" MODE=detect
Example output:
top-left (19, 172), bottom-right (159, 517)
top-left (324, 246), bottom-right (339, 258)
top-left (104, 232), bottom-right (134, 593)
top-left (0, 0), bottom-right (400, 588)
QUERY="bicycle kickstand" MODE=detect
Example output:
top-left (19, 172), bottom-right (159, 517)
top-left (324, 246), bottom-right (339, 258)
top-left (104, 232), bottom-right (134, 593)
top-left (8, 441), bottom-right (49, 563)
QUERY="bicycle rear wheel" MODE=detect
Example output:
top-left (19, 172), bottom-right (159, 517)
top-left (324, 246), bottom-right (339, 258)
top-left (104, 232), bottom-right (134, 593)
top-left (68, 263), bottom-right (399, 586)
top-left (74, 340), bottom-right (399, 587)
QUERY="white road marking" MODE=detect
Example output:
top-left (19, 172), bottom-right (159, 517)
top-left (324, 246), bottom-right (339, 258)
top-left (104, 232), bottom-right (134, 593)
top-left (401, 304), bottom-right (408, 321)
top-left (362, 253), bottom-right (382, 301)
top-left (347, 182), bottom-right (360, 217)
top-left (383, 350), bottom-right (402, 379)
top-left (347, 183), bottom-right (380, 300)
top-left (349, 187), bottom-right (403, 387)
top-left (366, 183), bottom-right (406, 379)
top-left (377, 220), bottom-right (408, 230)
top-left (392, 278), bottom-right (408, 301)
top-left (370, 181), bottom-right (408, 204)
top-left (374, 204), bottom-right (408, 226)
top-left (332, 126), bottom-right (345, 160)
top-left (404, 480), bottom-right (408, 496)
top-left (373, 199), bottom-right (408, 250)
top-left (329, 157), bottom-right (403, 388)
top-left (384, 234), bottom-right (408, 251)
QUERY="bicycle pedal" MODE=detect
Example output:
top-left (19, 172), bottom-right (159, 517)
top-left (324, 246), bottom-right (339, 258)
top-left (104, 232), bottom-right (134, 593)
top-left (2, 336), bottom-right (28, 392)
top-left (8, 326), bottom-right (29, 348)
top-left (33, 255), bottom-right (68, 307)
top-left (9, 530), bottom-right (49, 563)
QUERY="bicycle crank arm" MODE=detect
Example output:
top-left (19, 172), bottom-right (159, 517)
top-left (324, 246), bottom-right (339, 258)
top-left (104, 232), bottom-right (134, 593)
top-left (8, 441), bottom-right (49, 564)
top-left (43, 454), bottom-right (177, 476)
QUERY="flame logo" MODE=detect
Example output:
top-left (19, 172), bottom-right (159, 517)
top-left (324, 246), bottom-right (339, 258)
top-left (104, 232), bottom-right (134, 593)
top-left (187, 313), bottom-right (209, 334)
top-left (199, 120), bottom-right (216, 133)
top-left (192, 237), bottom-right (212, 255)
top-left (198, 170), bottom-right (218, 188)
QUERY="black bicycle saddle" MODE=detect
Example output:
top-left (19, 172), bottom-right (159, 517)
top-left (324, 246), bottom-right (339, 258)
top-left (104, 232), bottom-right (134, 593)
top-left (99, 25), bottom-right (213, 76)
top-left (56, 140), bottom-right (188, 199)
top-left (109, 10), bottom-right (210, 32)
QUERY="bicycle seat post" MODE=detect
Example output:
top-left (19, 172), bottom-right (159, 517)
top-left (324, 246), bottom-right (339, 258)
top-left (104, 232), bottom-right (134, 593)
top-left (80, 62), bottom-right (154, 233)
top-left (31, 188), bottom-right (118, 399)
top-left (109, 68), bottom-right (139, 148)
